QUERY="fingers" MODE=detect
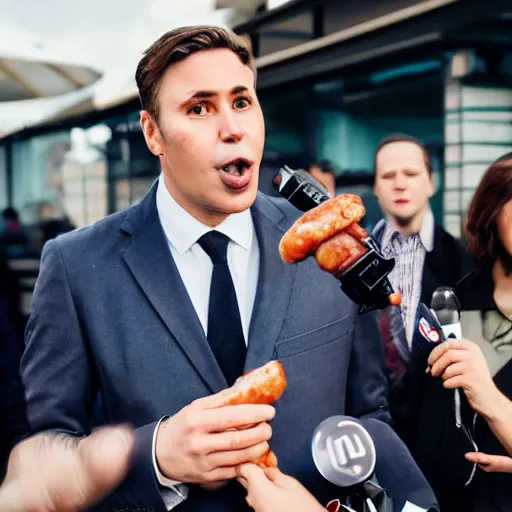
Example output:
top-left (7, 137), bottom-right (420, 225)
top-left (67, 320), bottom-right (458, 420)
top-left (238, 464), bottom-right (287, 486)
top-left (440, 362), bottom-right (465, 381)
top-left (465, 452), bottom-right (490, 464)
top-left (237, 463), bottom-right (268, 490)
top-left (428, 339), bottom-right (471, 367)
top-left (193, 391), bottom-right (238, 410)
top-left (442, 376), bottom-right (464, 390)
top-left (205, 423), bottom-right (272, 453)
top-left (263, 467), bottom-right (298, 487)
top-left (198, 405), bottom-right (276, 433)
top-left (465, 452), bottom-right (512, 473)
top-left (210, 441), bottom-right (271, 467)
top-left (78, 425), bottom-right (134, 507)
top-left (429, 349), bottom-right (468, 377)
top-left (263, 467), bottom-right (285, 482)
top-left (196, 466), bottom-right (238, 483)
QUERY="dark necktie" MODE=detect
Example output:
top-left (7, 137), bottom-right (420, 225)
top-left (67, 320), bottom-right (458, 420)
top-left (198, 231), bottom-right (246, 386)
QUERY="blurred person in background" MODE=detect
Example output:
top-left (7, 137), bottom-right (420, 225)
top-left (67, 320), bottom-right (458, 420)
top-left (371, 133), bottom-right (473, 384)
top-left (411, 153), bottom-right (512, 511)
top-left (0, 247), bottom-right (27, 480)
top-left (0, 208), bottom-right (29, 258)
top-left (20, 25), bottom-right (436, 512)
top-left (0, 426), bottom-right (133, 512)
top-left (370, 133), bottom-right (474, 508)
top-left (309, 159), bottom-right (336, 197)
top-left (37, 202), bottom-right (75, 247)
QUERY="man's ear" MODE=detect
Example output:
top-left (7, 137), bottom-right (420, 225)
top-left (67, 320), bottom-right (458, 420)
top-left (140, 110), bottom-right (164, 156)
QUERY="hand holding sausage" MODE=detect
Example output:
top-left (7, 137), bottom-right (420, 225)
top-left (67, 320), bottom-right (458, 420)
top-left (155, 362), bottom-right (287, 485)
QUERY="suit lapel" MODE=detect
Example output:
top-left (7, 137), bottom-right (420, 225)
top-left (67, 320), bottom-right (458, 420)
top-left (120, 184), bottom-right (227, 393)
top-left (245, 194), bottom-right (297, 370)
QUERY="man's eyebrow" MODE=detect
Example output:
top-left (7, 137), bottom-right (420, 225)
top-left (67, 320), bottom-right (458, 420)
top-left (188, 90), bottom-right (216, 100)
top-left (231, 86), bottom-right (248, 95)
top-left (187, 86), bottom-right (249, 101)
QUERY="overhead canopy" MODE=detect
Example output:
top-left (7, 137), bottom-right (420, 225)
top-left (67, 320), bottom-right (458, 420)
top-left (0, 36), bottom-right (101, 101)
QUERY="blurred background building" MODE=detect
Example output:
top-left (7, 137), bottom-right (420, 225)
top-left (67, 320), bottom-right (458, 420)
top-left (0, 0), bottom-right (511, 316)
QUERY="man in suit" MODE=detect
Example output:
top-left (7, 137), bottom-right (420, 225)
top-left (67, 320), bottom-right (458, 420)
top-left (370, 134), bottom-right (475, 503)
top-left (21, 27), bottom-right (435, 511)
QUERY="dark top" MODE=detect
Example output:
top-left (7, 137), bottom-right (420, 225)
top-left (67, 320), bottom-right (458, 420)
top-left (391, 265), bottom-right (512, 511)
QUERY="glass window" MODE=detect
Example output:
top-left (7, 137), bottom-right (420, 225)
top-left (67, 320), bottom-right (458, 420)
top-left (0, 145), bottom-right (7, 208)
top-left (12, 132), bottom-right (71, 224)
top-left (11, 125), bottom-right (112, 229)
top-left (260, 86), bottom-right (312, 159)
top-left (105, 112), bottom-right (160, 213)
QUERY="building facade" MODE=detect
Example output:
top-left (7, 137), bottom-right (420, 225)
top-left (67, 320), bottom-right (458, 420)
top-left (1, 0), bottom-right (511, 236)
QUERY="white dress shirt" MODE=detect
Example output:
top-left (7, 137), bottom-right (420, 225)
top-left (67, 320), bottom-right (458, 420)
top-left (152, 173), bottom-right (260, 509)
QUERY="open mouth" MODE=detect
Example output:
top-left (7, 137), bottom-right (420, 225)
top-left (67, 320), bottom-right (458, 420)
top-left (216, 158), bottom-right (254, 190)
top-left (218, 158), bottom-right (253, 176)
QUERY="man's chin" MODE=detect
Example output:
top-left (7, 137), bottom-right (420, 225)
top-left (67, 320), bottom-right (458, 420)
top-left (221, 184), bottom-right (258, 212)
top-left (393, 214), bottom-right (414, 227)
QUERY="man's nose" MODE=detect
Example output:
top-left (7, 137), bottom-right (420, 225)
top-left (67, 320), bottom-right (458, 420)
top-left (219, 109), bottom-right (244, 143)
top-left (393, 174), bottom-right (407, 190)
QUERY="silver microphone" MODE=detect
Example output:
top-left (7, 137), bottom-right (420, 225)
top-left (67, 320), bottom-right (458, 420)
top-left (430, 287), bottom-right (478, 487)
top-left (430, 287), bottom-right (461, 339)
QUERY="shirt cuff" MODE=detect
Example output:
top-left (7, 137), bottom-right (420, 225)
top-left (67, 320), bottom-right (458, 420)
top-left (152, 415), bottom-right (189, 509)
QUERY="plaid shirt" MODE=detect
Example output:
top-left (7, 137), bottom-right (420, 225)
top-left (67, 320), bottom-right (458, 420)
top-left (379, 210), bottom-right (435, 348)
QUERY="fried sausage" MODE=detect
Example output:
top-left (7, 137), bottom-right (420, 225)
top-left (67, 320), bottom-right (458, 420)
top-left (218, 361), bottom-right (287, 407)
top-left (315, 231), bottom-right (368, 276)
top-left (345, 222), bottom-right (369, 242)
top-left (217, 361), bottom-right (287, 468)
top-left (279, 194), bottom-right (366, 263)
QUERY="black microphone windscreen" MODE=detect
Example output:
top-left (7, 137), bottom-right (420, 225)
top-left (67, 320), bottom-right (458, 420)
top-left (430, 287), bottom-right (460, 325)
top-left (359, 419), bottom-right (439, 511)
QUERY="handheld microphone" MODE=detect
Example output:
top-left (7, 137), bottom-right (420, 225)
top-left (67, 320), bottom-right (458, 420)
top-left (430, 287), bottom-right (478, 487)
top-left (312, 416), bottom-right (392, 512)
top-left (273, 166), bottom-right (398, 314)
top-left (312, 416), bottom-right (377, 489)
top-left (430, 287), bottom-right (461, 339)
top-left (272, 165), bottom-right (331, 210)
top-left (312, 416), bottom-right (437, 512)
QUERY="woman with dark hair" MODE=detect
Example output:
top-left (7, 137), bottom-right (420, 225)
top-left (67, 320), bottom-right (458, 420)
top-left (424, 153), bottom-right (512, 511)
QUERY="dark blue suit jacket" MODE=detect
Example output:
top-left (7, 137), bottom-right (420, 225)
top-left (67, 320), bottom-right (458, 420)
top-left (21, 184), bottom-right (434, 511)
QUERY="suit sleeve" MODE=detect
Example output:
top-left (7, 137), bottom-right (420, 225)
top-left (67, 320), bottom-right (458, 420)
top-left (21, 240), bottom-right (169, 511)
top-left (345, 309), bottom-right (391, 423)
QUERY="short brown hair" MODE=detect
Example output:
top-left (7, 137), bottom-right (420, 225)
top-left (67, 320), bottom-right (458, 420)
top-left (373, 133), bottom-right (432, 184)
top-left (465, 154), bottom-right (512, 270)
top-left (135, 25), bottom-right (255, 119)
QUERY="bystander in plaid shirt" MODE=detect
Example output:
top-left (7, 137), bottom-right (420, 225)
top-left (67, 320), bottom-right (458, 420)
top-left (374, 210), bottom-right (434, 381)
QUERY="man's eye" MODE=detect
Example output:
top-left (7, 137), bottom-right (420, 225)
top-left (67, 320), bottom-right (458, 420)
top-left (234, 97), bottom-right (251, 109)
top-left (189, 104), bottom-right (208, 116)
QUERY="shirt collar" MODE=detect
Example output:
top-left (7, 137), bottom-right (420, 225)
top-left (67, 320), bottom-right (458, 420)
top-left (156, 173), bottom-right (254, 255)
top-left (381, 208), bottom-right (435, 253)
